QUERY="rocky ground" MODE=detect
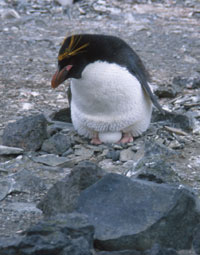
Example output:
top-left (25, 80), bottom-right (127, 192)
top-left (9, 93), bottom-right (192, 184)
top-left (0, 0), bottom-right (200, 254)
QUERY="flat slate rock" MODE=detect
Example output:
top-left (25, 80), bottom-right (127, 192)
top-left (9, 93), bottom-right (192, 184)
top-left (77, 173), bottom-right (200, 252)
top-left (0, 145), bottom-right (24, 155)
top-left (0, 168), bottom-right (46, 201)
top-left (2, 202), bottom-right (42, 213)
top-left (32, 154), bottom-right (72, 167)
top-left (2, 114), bottom-right (47, 151)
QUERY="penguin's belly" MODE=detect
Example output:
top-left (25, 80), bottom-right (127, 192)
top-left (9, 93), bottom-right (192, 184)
top-left (70, 61), bottom-right (152, 137)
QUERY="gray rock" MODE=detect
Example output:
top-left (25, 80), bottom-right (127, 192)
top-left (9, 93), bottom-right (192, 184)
top-left (172, 76), bottom-right (189, 91)
top-left (173, 75), bottom-right (200, 89)
top-left (0, 145), bottom-right (24, 155)
top-left (190, 76), bottom-right (200, 89)
top-left (0, 169), bottom-right (46, 201)
top-left (10, 169), bottom-right (46, 194)
top-left (154, 86), bottom-right (178, 98)
top-left (41, 133), bottom-right (73, 155)
top-left (0, 213), bottom-right (94, 255)
top-left (55, 0), bottom-right (73, 6)
top-left (152, 110), bottom-right (195, 132)
top-left (120, 147), bottom-right (136, 162)
top-left (144, 243), bottom-right (178, 255)
top-left (62, 147), bottom-right (74, 156)
top-left (2, 114), bottom-right (47, 151)
top-left (50, 107), bottom-right (72, 123)
top-left (131, 141), bottom-right (180, 184)
top-left (74, 145), bottom-right (94, 160)
top-left (32, 154), bottom-right (74, 167)
top-left (0, 180), bottom-right (12, 201)
top-left (97, 244), bottom-right (178, 255)
top-left (192, 10), bottom-right (200, 19)
top-left (2, 9), bottom-right (21, 19)
top-left (133, 158), bottom-right (180, 184)
top-left (97, 250), bottom-right (143, 255)
top-left (144, 140), bottom-right (176, 158)
top-left (2, 202), bottom-right (42, 214)
top-left (77, 173), bottom-right (200, 251)
top-left (193, 224), bottom-right (200, 254)
top-left (47, 121), bottom-right (74, 136)
top-left (106, 149), bottom-right (120, 161)
top-left (37, 161), bottom-right (105, 216)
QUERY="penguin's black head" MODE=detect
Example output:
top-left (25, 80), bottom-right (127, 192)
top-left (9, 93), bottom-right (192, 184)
top-left (51, 34), bottom-right (88, 88)
top-left (51, 33), bottom-right (134, 88)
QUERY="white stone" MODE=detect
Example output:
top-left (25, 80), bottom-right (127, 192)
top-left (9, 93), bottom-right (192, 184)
top-left (2, 9), bottom-right (20, 19)
top-left (21, 103), bottom-right (33, 110)
top-left (55, 0), bottom-right (73, 6)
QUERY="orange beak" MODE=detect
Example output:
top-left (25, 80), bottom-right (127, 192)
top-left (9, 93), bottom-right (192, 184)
top-left (51, 65), bottom-right (73, 88)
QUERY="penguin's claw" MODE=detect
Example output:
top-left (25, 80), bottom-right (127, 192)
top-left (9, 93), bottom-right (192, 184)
top-left (91, 132), bottom-right (102, 145)
top-left (117, 132), bottom-right (133, 144)
top-left (91, 137), bottom-right (102, 145)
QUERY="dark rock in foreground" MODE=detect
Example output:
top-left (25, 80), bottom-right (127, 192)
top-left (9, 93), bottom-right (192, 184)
top-left (77, 173), bottom-right (200, 252)
top-left (96, 243), bottom-right (178, 255)
top-left (37, 161), bottom-right (106, 216)
top-left (0, 213), bottom-right (94, 255)
top-left (97, 249), bottom-right (143, 255)
top-left (144, 244), bottom-right (178, 255)
top-left (1, 161), bottom-right (199, 254)
top-left (2, 114), bottom-right (47, 151)
top-left (193, 224), bottom-right (200, 255)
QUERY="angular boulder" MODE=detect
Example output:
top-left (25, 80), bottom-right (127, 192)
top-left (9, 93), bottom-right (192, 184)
top-left (2, 114), bottom-right (47, 151)
top-left (193, 224), bottom-right (200, 255)
top-left (41, 133), bottom-right (73, 155)
top-left (37, 161), bottom-right (106, 216)
top-left (133, 141), bottom-right (180, 184)
top-left (77, 173), bottom-right (200, 252)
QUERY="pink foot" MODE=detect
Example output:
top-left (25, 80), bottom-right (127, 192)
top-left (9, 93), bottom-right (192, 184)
top-left (91, 137), bottom-right (102, 145)
top-left (90, 132), bottom-right (102, 145)
top-left (117, 132), bottom-right (134, 144)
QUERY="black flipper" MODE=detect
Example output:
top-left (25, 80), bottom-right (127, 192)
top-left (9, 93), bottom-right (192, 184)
top-left (127, 52), bottom-right (165, 115)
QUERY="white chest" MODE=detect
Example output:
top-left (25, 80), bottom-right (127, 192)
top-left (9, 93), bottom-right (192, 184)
top-left (71, 61), bottom-right (144, 115)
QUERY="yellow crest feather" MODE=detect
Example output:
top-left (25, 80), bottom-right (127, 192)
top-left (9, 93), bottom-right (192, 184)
top-left (58, 35), bottom-right (89, 61)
